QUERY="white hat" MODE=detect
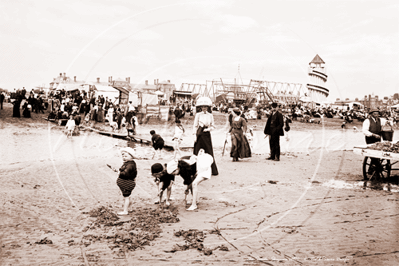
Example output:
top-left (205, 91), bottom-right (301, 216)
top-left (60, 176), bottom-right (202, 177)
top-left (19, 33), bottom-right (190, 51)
top-left (120, 147), bottom-right (135, 158)
top-left (196, 96), bottom-right (212, 107)
top-left (166, 159), bottom-right (179, 174)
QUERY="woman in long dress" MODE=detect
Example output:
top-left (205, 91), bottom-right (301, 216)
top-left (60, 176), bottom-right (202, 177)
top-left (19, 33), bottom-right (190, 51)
top-left (228, 108), bottom-right (251, 162)
top-left (12, 99), bottom-right (21, 118)
top-left (193, 104), bottom-right (218, 176)
top-left (97, 104), bottom-right (104, 122)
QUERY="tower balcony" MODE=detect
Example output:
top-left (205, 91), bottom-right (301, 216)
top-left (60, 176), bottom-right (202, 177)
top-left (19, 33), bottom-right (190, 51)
top-left (306, 83), bottom-right (329, 97)
top-left (308, 67), bottom-right (328, 81)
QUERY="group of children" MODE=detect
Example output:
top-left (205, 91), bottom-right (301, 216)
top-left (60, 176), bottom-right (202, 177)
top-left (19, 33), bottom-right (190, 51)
top-left (150, 119), bottom-right (186, 160)
top-left (112, 145), bottom-right (214, 215)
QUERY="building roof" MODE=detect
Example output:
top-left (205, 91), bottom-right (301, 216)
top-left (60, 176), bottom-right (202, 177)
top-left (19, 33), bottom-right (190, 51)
top-left (310, 54), bottom-right (325, 64)
top-left (129, 83), bottom-right (157, 91)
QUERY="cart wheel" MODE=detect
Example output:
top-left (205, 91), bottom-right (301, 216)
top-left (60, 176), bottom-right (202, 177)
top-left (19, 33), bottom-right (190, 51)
top-left (363, 157), bottom-right (391, 180)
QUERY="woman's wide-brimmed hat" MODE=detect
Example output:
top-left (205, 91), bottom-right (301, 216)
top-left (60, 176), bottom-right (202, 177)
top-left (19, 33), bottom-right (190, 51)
top-left (196, 96), bottom-right (212, 107)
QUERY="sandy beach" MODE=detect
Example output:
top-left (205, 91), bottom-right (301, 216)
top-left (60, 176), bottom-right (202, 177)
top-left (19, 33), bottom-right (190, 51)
top-left (1, 102), bottom-right (398, 266)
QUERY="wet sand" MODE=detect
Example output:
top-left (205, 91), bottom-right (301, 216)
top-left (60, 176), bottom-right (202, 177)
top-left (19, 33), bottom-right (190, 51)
top-left (1, 103), bottom-right (398, 265)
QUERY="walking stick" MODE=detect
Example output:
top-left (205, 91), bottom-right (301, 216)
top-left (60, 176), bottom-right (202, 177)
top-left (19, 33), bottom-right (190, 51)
top-left (222, 134), bottom-right (228, 156)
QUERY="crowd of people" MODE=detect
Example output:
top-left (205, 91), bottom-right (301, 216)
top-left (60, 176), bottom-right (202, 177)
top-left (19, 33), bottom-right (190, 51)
top-left (112, 97), bottom-right (294, 214)
top-left (4, 89), bottom-right (398, 215)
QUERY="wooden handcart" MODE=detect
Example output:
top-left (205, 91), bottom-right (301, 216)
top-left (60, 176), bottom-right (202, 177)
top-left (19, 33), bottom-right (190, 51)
top-left (353, 144), bottom-right (399, 190)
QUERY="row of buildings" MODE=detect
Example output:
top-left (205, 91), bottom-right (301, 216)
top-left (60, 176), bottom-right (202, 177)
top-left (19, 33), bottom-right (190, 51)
top-left (48, 54), bottom-right (331, 107)
top-left (333, 94), bottom-right (399, 110)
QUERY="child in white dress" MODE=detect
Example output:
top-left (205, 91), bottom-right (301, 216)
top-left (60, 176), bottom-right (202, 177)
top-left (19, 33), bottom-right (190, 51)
top-left (187, 149), bottom-right (213, 211)
top-left (65, 115), bottom-right (76, 138)
top-left (172, 120), bottom-right (185, 159)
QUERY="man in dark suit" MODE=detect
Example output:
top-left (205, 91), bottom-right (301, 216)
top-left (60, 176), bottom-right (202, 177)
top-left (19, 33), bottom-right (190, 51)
top-left (264, 102), bottom-right (284, 161)
top-left (0, 92), bottom-right (4, 110)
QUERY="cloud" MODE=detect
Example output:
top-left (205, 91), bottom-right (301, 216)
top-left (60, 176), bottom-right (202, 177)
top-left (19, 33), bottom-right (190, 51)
top-left (55, 1), bottom-right (132, 18)
top-left (325, 34), bottom-right (395, 57)
top-left (219, 14), bottom-right (258, 33)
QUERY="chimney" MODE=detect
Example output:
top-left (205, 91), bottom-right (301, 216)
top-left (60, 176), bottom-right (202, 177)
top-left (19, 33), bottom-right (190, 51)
top-left (167, 80), bottom-right (170, 83)
top-left (157, 79), bottom-right (159, 84)
top-left (63, 73), bottom-right (66, 78)
top-left (108, 76), bottom-right (113, 83)
top-left (59, 73), bottom-right (62, 77)
top-left (145, 80), bottom-right (148, 86)
top-left (154, 79), bottom-right (157, 85)
top-left (126, 77), bottom-right (130, 83)
top-left (74, 76), bottom-right (76, 82)
top-left (97, 77), bottom-right (100, 83)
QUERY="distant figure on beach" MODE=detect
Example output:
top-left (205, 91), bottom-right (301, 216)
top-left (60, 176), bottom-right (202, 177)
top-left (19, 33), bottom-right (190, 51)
top-left (193, 97), bottom-right (218, 175)
top-left (65, 115), bottom-right (76, 138)
top-left (0, 92), bottom-right (4, 110)
top-left (22, 102), bottom-right (31, 118)
top-left (228, 107), bottom-right (251, 162)
top-left (12, 98), bottom-right (21, 118)
top-left (174, 103), bottom-right (185, 123)
top-left (150, 130), bottom-right (165, 159)
top-left (362, 108), bottom-right (391, 180)
top-left (172, 120), bottom-right (185, 159)
top-left (264, 102), bottom-right (284, 161)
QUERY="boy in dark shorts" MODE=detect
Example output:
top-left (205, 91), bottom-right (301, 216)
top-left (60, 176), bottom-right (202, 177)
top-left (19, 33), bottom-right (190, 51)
top-left (150, 130), bottom-right (165, 159)
top-left (151, 161), bottom-right (178, 206)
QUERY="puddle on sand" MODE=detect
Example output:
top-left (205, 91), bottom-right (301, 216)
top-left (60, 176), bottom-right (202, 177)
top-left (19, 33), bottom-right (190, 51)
top-left (321, 179), bottom-right (399, 193)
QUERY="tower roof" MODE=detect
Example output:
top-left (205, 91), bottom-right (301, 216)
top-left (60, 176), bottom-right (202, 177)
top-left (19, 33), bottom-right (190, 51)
top-left (310, 54), bottom-right (325, 64)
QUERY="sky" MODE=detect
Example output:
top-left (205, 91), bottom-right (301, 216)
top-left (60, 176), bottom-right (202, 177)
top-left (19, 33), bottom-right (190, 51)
top-left (0, 0), bottom-right (397, 101)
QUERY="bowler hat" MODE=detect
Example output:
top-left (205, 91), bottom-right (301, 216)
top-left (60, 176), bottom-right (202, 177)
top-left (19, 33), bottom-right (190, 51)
top-left (271, 102), bottom-right (278, 108)
top-left (369, 108), bottom-right (379, 114)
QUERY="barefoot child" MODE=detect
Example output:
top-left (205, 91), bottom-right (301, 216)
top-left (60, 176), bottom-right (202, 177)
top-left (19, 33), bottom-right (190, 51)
top-left (187, 149), bottom-right (213, 211)
top-left (65, 115), bottom-right (76, 138)
top-left (114, 147), bottom-right (137, 215)
top-left (151, 161), bottom-right (178, 206)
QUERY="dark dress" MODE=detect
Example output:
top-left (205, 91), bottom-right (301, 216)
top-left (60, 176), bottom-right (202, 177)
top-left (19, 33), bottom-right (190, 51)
top-left (22, 103), bottom-right (31, 118)
top-left (229, 117), bottom-right (251, 160)
top-left (194, 126), bottom-right (218, 176)
top-left (12, 100), bottom-right (21, 117)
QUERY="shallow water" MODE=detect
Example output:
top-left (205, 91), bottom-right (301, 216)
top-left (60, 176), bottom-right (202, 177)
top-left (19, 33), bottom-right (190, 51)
top-left (320, 179), bottom-right (399, 193)
top-left (250, 129), bottom-right (399, 154)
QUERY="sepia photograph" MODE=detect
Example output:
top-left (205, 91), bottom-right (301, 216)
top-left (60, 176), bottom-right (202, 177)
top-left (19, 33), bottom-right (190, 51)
top-left (0, 0), bottom-right (398, 265)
